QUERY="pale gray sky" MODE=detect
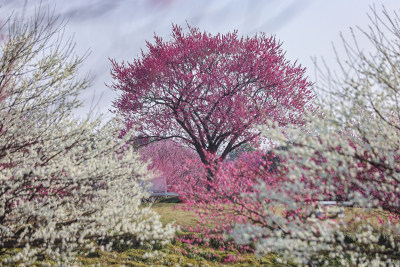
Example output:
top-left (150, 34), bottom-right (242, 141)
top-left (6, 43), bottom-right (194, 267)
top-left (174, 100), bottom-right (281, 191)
top-left (1, 0), bottom-right (400, 118)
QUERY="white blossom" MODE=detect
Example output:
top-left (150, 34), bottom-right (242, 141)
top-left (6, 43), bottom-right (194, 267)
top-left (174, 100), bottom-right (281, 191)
top-left (0, 8), bottom-right (175, 265)
top-left (232, 6), bottom-right (400, 266)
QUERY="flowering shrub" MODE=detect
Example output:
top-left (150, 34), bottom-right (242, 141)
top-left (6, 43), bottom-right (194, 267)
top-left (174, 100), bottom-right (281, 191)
top-left (231, 6), bottom-right (400, 266)
top-left (0, 10), bottom-right (175, 265)
top-left (175, 149), bottom-right (284, 255)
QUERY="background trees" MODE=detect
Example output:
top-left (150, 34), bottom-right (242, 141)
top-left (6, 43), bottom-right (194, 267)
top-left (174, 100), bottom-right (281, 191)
top-left (0, 9), bottom-right (175, 265)
top-left (138, 139), bottom-right (201, 192)
top-left (231, 6), bottom-right (400, 265)
top-left (110, 25), bottom-right (314, 169)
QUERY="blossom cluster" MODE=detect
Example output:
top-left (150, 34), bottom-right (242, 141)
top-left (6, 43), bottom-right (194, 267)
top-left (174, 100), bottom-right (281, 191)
top-left (110, 23), bottom-right (313, 167)
top-left (0, 10), bottom-right (175, 264)
top-left (231, 6), bottom-right (400, 266)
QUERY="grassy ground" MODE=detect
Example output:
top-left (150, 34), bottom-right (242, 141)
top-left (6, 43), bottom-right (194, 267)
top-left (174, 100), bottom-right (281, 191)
top-left (151, 202), bottom-right (199, 228)
top-left (76, 199), bottom-right (397, 266)
top-left (75, 197), bottom-right (282, 266)
top-left (77, 242), bottom-right (282, 266)
top-left (3, 197), bottom-right (399, 266)
top-left (2, 197), bottom-right (281, 266)
top-left (82, 197), bottom-right (287, 266)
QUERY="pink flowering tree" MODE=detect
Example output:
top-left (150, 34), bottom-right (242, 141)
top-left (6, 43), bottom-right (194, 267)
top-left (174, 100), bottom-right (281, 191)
top-left (175, 150), bottom-right (286, 249)
top-left (110, 24), bottom-right (313, 178)
top-left (138, 140), bottom-right (202, 192)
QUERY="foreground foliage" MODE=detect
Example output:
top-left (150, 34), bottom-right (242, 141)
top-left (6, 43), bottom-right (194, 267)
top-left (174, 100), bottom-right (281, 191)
top-left (231, 6), bottom-right (400, 266)
top-left (0, 9), bottom-right (175, 265)
top-left (78, 204), bottom-right (399, 266)
top-left (2, 201), bottom-right (396, 266)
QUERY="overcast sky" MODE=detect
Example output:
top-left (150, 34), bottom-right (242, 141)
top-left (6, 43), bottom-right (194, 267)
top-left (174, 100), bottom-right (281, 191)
top-left (1, 0), bottom-right (400, 119)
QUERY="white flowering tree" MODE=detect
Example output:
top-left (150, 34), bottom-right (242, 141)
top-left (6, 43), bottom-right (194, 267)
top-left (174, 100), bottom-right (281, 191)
top-left (0, 9), bottom-right (175, 265)
top-left (232, 6), bottom-right (400, 266)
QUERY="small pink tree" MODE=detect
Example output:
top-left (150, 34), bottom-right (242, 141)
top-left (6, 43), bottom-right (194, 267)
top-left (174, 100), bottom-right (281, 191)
top-left (138, 140), bottom-right (202, 192)
top-left (174, 149), bottom-right (287, 251)
top-left (110, 24), bottom-right (313, 177)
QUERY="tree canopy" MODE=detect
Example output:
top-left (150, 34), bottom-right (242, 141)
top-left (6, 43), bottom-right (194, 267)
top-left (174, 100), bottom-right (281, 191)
top-left (110, 25), bottom-right (314, 165)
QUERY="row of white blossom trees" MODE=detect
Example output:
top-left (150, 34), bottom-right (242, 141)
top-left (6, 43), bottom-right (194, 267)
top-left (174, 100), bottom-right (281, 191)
top-left (0, 9), bottom-right (175, 265)
top-left (232, 6), bottom-right (400, 266)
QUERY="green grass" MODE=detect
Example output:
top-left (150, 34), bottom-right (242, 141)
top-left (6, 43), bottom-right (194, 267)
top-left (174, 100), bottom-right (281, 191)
top-left (151, 202), bottom-right (199, 228)
top-left (3, 197), bottom-right (399, 266)
top-left (76, 241), bottom-right (283, 266)
top-left (71, 199), bottom-right (282, 266)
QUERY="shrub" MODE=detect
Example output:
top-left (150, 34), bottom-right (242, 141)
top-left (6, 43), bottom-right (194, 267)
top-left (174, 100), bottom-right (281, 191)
top-left (231, 6), bottom-right (400, 266)
top-left (0, 8), bottom-right (175, 265)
